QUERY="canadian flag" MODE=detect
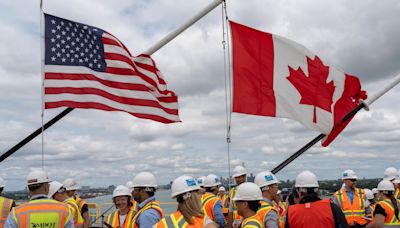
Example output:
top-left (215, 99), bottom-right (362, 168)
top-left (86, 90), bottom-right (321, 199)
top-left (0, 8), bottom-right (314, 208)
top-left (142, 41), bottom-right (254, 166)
top-left (230, 21), bottom-right (367, 146)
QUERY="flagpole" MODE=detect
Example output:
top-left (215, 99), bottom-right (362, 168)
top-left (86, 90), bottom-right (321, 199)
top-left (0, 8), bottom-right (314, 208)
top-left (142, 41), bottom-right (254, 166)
top-left (0, 0), bottom-right (224, 163)
top-left (271, 73), bottom-right (400, 174)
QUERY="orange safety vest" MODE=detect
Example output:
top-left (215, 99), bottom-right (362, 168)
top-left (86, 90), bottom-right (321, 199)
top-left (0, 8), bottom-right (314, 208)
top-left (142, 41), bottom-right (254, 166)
top-left (334, 187), bottom-right (367, 225)
top-left (12, 198), bottom-right (71, 228)
top-left (65, 197), bottom-right (84, 227)
top-left (0, 196), bottom-right (14, 227)
top-left (257, 200), bottom-right (278, 227)
top-left (130, 199), bottom-right (138, 212)
top-left (155, 211), bottom-right (207, 228)
top-left (240, 214), bottom-right (263, 228)
top-left (376, 199), bottom-right (400, 225)
top-left (229, 187), bottom-right (242, 221)
top-left (273, 201), bottom-right (287, 228)
top-left (219, 194), bottom-right (229, 213)
top-left (106, 209), bottom-right (135, 228)
top-left (201, 192), bottom-right (220, 221)
top-left (131, 199), bottom-right (164, 227)
top-left (73, 196), bottom-right (87, 214)
top-left (288, 198), bottom-right (335, 228)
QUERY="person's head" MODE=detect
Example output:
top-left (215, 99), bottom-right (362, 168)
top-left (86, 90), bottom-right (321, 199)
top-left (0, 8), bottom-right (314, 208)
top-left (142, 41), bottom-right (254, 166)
top-left (48, 181), bottom-right (68, 202)
top-left (232, 166), bottom-right (247, 186)
top-left (26, 170), bottom-right (51, 195)
top-left (233, 182), bottom-right (262, 218)
top-left (112, 185), bottom-right (132, 213)
top-left (254, 171), bottom-right (279, 200)
top-left (63, 178), bottom-right (78, 197)
top-left (132, 172), bottom-right (157, 203)
top-left (288, 186), bottom-right (300, 205)
top-left (364, 188), bottom-right (375, 204)
top-left (295, 171), bottom-right (319, 200)
top-left (218, 186), bottom-right (226, 196)
top-left (341, 169), bottom-right (358, 190)
top-left (204, 174), bottom-right (220, 195)
top-left (171, 175), bottom-right (204, 224)
top-left (383, 167), bottom-right (398, 183)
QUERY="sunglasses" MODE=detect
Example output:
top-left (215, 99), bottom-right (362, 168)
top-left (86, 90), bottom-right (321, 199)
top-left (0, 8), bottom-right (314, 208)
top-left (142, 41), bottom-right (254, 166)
top-left (348, 179), bottom-right (357, 182)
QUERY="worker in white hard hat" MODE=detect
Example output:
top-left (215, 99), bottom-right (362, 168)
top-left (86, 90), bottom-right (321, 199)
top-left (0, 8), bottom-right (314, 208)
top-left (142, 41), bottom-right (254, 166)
top-left (391, 170), bottom-right (400, 201)
top-left (49, 181), bottom-right (84, 227)
top-left (383, 167), bottom-right (398, 182)
top-left (364, 189), bottom-right (375, 219)
top-left (0, 177), bottom-right (15, 227)
top-left (285, 171), bottom-right (348, 228)
top-left (332, 169), bottom-right (369, 227)
top-left (5, 170), bottom-right (74, 228)
top-left (105, 185), bottom-right (136, 227)
top-left (232, 182), bottom-right (263, 227)
top-left (366, 180), bottom-right (400, 227)
top-left (125, 180), bottom-right (138, 211)
top-left (229, 165), bottom-right (247, 228)
top-left (131, 172), bottom-right (164, 227)
top-left (201, 174), bottom-right (226, 227)
top-left (254, 171), bottom-right (280, 228)
top-left (197, 176), bottom-right (207, 194)
top-left (218, 186), bottom-right (229, 221)
top-left (63, 178), bottom-right (90, 228)
top-left (154, 175), bottom-right (217, 227)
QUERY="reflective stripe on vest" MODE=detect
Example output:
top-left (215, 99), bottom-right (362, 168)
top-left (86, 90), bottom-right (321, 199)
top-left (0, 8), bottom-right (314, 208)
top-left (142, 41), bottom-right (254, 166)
top-left (132, 200), bottom-right (164, 227)
top-left (335, 188), bottom-right (367, 225)
top-left (74, 196), bottom-right (87, 213)
top-left (201, 193), bottom-right (219, 221)
top-left (66, 198), bottom-right (84, 227)
top-left (396, 189), bottom-right (400, 201)
top-left (241, 215), bottom-right (263, 228)
top-left (106, 209), bottom-right (135, 228)
top-left (229, 187), bottom-right (242, 221)
top-left (13, 199), bottom-right (70, 228)
top-left (0, 196), bottom-right (13, 226)
top-left (155, 211), bottom-right (205, 227)
top-left (378, 199), bottom-right (400, 225)
top-left (257, 200), bottom-right (277, 225)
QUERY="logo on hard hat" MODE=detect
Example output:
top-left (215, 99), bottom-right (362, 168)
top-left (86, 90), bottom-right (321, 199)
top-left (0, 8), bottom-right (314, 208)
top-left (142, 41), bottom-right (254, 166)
top-left (265, 175), bottom-right (274, 181)
top-left (186, 179), bottom-right (196, 186)
top-left (343, 173), bottom-right (348, 177)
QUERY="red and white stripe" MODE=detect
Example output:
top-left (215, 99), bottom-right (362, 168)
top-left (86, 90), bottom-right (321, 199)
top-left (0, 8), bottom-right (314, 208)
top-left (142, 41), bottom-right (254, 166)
top-left (44, 32), bottom-right (180, 123)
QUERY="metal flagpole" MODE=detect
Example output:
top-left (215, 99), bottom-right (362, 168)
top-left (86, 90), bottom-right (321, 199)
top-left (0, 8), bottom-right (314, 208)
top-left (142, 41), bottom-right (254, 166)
top-left (0, 0), bottom-right (224, 163)
top-left (271, 73), bottom-right (400, 174)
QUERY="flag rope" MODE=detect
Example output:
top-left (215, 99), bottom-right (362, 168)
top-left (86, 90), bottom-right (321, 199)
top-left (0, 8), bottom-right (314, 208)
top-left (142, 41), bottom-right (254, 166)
top-left (40, 0), bottom-right (45, 169)
top-left (221, 0), bottom-right (232, 190)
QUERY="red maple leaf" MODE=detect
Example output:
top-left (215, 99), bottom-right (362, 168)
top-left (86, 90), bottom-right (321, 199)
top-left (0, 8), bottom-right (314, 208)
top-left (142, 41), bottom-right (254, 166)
top-left (286, 56), bottom-right (335, 123)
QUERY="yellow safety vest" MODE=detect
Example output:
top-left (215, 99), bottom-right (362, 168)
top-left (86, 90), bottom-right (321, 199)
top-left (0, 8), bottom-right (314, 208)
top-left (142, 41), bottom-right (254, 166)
top-left (131, 199), bottom-right (164, 227)
top-left (229, 187), bottom-right (242, 221)
top-left (0, 196), bottom-right (14, 227)
top-left (334, 188), bottom-right (367, 225)
top-left (12, 198), bottom-right (71, 228)
top-left (257, 200), bottom-right (278, 226)
top-left (241, 214), bottom-right (263, 228)
top-left (65, 197), bottom-right (84, 227)
top-left (106, 209), bottom-right (135, 228)
top-left (376, 199), bottom-right (400, 225)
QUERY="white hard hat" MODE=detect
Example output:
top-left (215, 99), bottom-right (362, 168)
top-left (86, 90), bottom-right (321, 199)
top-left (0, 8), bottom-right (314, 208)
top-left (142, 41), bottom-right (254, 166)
top-left (197, 176), bottom-right (206, 187)
top-left (342, 169), bottom-right (358, 180)
top-left (27, 170), bottom-right (51, 186)
top-left (171, 175), bottom-right (201, 198)
top-left (204, 174), bottom-right (221, 188)
top-left (48, 181), bottom-right (64, 198)
top-left (372, 188), bottom-right (379, 194)
top-left (232, 166), bottom-right (247, 178)
top-left (63, 178), bottom-right (79, 191)
top-left (364, 189), bottom-right (374, 200)
top-left (126, 181), bottom-right (134, 190)
top-left (393, 170), bottom-right (400, 184)
top-left (377, 180), bottom-right (395, 192)
top-left (132, 172), bottom-right (157, 188)
top-left (295, 171), bottom-right (319, 188)
top-left (113, 185), bottom-right (131, 198)
top-left (0, 177), bottom-right (5, 188)
top-left (383, 167), bottom-right (398, 181)
top-left (219, 186), bottom-right (226, 192)
top-left (233, 182), bottom-right (262, 201)
top-left (254, 171), bottom-right (279, 189)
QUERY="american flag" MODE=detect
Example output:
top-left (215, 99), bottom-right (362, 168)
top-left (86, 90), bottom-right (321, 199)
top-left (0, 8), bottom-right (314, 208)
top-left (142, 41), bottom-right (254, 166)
top-left (44, 13), bottom-right (180, 123)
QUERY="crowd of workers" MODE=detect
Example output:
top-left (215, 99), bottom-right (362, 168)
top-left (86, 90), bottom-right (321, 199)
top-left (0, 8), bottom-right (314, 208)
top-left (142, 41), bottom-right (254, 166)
top-left (0, 166), bottom-right (399, 227)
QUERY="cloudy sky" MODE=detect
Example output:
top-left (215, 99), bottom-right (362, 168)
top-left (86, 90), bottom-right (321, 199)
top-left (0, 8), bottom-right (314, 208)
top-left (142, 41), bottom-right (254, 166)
top-left (1, 0), bottom-right (399, 191)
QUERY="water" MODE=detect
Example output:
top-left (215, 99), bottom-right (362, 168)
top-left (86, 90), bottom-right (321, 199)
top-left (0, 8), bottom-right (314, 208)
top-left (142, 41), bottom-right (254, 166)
top-left (85, 190), bottom-right (176, 216)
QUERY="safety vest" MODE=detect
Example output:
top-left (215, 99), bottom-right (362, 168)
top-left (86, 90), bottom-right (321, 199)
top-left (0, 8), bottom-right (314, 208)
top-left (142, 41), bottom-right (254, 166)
top-left (0, 196), bottom-right (14, 227)
top-left (131, 199), bottom-right (164, 227)
top-left (257, 200), bottom-right (278, 227)
top-left (201, 192), bottom-right (220, 221)
top-left (240, 214), bottom-right (263, 228)
top-left (376, 199), bottom-right (400, 226)
top-left (287, 198), bottom-right (335, 228)
top-left (219, 194), bottom-right (229, 214)
top-left (130, 199), bottom-right (138, 212)
top-left (274, 202), bottom-right (286, 228)
top-left (334, 187), bottom-right (367, 225)
top-left (11, 198), bottom-right (71, 228)
top-left (106, 209), bottom-right (135, 228)
top-left (229, 187), bottom-right (242, 221)
top-left (154, 211), bottom-right (206, 228)
top-left (65, 197), bottom-right (84, 227)
top-left (73, 196), bottom-right (87, 214)
top-left (396, 189), bottom-right (400, 201)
